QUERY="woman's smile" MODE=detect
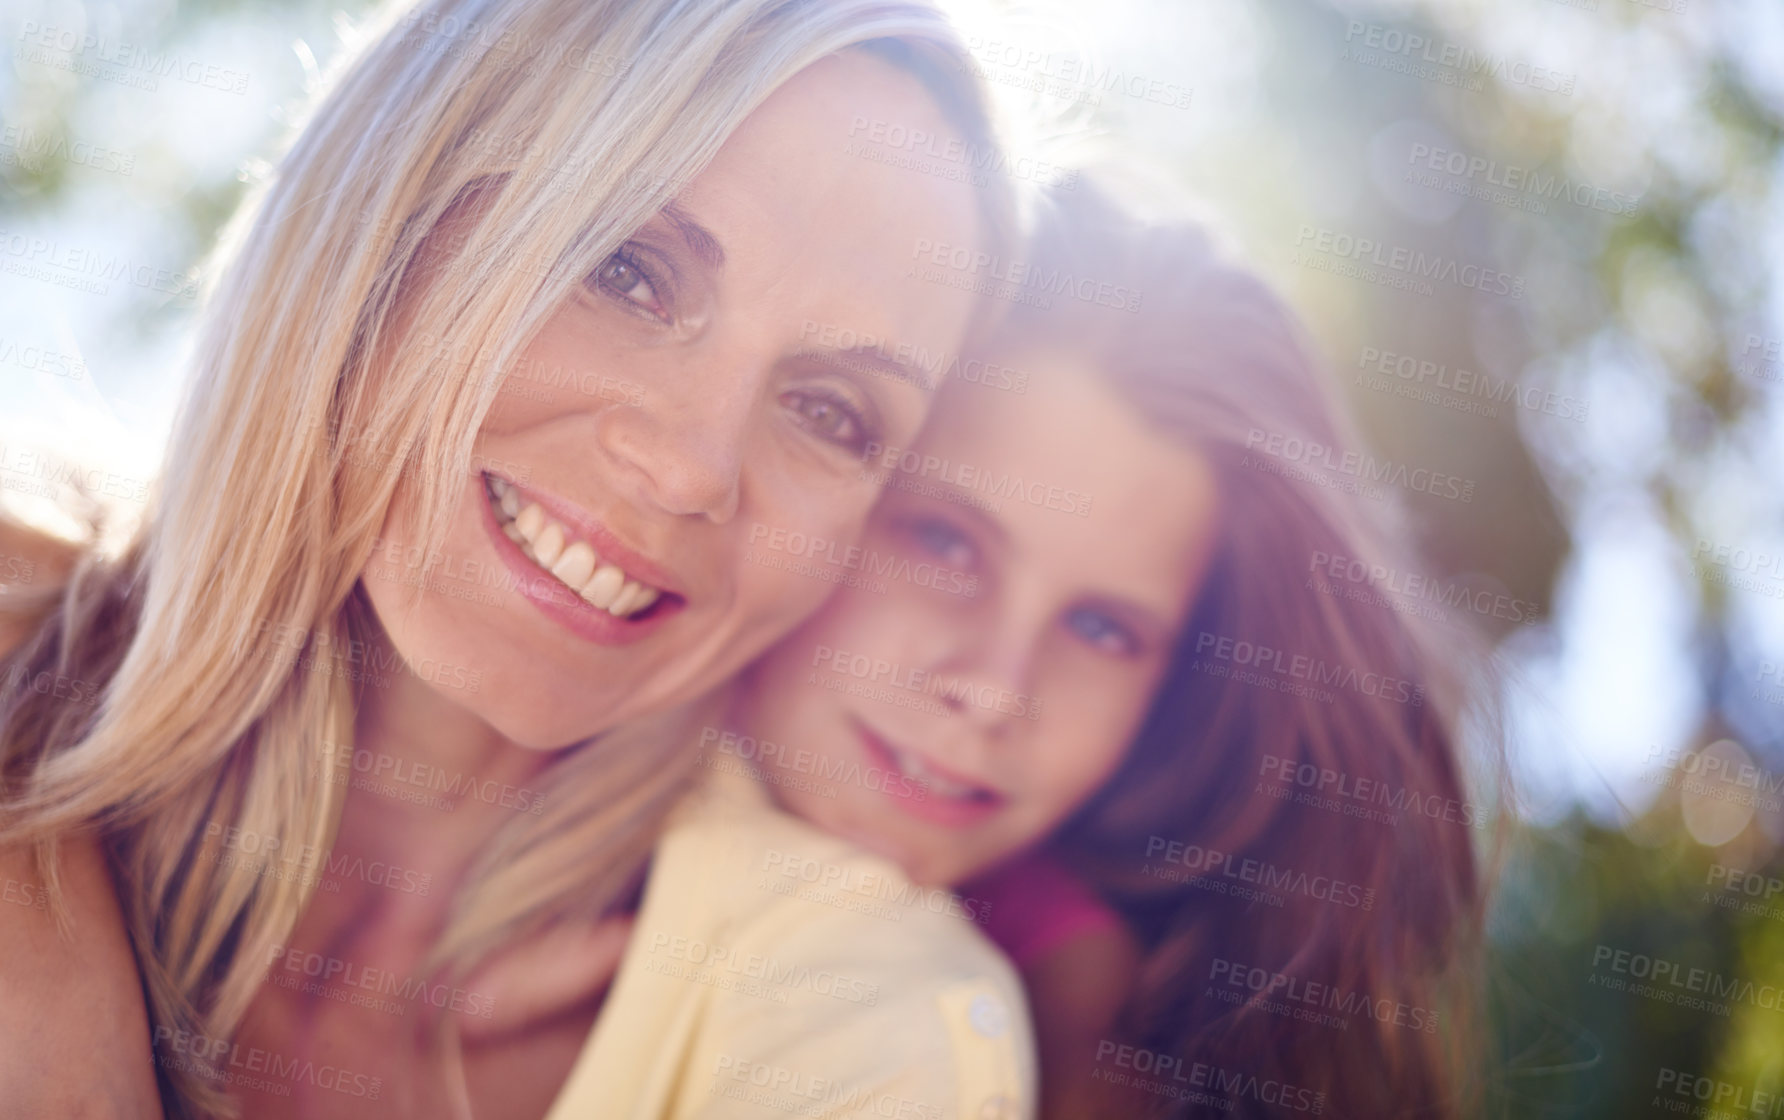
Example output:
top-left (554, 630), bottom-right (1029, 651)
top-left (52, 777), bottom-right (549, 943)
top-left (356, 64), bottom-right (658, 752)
top-left (482, 472), bottom-right (681, 643)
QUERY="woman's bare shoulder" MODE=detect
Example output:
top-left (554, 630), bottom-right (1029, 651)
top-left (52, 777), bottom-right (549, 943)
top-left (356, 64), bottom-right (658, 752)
top-left (0, 834), bottom-right (163, 1118)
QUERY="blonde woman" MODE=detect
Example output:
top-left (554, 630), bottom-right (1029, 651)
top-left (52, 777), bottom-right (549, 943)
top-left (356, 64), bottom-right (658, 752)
top-left (0, 0), bottom-right (1031, 1116)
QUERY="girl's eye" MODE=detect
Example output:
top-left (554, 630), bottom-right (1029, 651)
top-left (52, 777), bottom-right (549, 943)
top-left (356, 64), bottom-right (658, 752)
top-left (589, 252), bottom-right (667, 321)
top-left (908, 517), bottom-right (977, 570)
top-left (780, 387), bottom-right (873, 454)
top-left (1066, 606), bottom-right (1140, 657)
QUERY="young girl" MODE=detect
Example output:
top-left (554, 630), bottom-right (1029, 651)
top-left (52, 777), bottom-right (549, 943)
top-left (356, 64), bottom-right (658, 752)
top-left (732, 183), bottom-right (1490, 1119)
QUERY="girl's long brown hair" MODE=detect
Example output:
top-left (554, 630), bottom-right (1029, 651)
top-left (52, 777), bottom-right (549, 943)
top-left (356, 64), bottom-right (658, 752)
top-left (1016, 184), bottom-right (1499, 1118)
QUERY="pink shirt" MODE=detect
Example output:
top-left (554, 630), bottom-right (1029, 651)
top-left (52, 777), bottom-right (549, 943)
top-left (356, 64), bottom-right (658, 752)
top-left (965, 850), bottom-right (1124, 970)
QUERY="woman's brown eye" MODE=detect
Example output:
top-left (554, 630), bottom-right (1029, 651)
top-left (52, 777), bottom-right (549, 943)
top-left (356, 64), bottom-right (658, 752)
top-left (798, 396), bottom-right (852, 439)
top-left (592, 254), bottom-right (664, 319)
top-left (781, 388), bottom-right (869, 453)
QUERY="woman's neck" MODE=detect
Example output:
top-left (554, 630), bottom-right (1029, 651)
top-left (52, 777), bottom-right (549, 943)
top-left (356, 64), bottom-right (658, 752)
top-left (328, 629), bottom-right (558, 927)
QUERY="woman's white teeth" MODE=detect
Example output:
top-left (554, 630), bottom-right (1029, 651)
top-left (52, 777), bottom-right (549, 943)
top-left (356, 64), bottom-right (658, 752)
top-left (607, 582), bottom-right (640, 616)
top-left (533, 522), bottom-right (566, 569)
top-left (582, 564), bottom-right (626, 610)
top-left (485, 477), bottom-right (665, 619)
top-left (550, 542), bottom-right (596, 588)
top-left (610, 583), bottom-right (659, 617)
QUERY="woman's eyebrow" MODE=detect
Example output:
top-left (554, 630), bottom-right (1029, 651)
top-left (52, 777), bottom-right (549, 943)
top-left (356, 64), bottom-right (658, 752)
top-left (660, 202), bottom-right (725, 269)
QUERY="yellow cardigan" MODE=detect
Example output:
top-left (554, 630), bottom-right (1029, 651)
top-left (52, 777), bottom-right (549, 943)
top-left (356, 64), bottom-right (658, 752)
top-left (542, 753), bottom-right (1036, 1120)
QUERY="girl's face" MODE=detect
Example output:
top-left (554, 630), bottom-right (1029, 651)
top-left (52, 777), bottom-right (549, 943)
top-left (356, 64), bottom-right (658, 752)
top-left (363, 54), bottom-right (987, 748)
top-left (735, 349), bottom-right (1221, 886)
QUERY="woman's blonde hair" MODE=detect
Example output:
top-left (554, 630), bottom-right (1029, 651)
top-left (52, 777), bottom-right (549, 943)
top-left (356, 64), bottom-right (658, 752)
top-left (0, 0), bottom-right (1010, 1114)
top-left (1002, 184), bottom-right (1501, 1117)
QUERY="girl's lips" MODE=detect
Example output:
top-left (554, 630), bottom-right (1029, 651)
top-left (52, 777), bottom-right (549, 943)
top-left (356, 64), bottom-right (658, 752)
top-left (477, 475), bottom-right (685, 646)
top-left (852, 719), bottom-right (1004, 829)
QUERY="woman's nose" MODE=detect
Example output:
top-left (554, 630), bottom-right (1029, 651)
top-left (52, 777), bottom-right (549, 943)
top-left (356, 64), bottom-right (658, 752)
top-left (596, 353), bottom-right (763, 522)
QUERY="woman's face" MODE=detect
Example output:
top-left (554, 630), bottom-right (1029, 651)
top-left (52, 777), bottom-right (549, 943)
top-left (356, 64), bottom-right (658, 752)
top-left (363, 54), bottom-right (987, 748)
top-left (735, 350), bottom-right (1222, 887)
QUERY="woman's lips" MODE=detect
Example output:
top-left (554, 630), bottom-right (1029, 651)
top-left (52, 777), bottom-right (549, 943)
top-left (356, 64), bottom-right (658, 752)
top-left (853, 718), bottom-right (1004, 829)
top-left (485, 475), bottom-right (662, 616)
top-left (478, 472), bottom-right (685, 645)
